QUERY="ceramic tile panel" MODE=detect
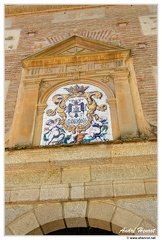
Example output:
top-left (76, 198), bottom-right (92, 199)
top-left (40, 84), bottom-right (113, 146)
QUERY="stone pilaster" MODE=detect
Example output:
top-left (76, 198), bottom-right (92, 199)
top-left (12, 79), bottom-right (41, 146)
top-left (33, 103), bottom-right (47, 146)
top-left (114, 75), bottom-right (139, 138)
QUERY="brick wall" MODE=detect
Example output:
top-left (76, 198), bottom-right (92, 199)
top-left (5, 5), bottom-right (157, 133)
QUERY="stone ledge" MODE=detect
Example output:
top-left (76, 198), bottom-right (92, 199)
top-left (5, 141), bottom-right (157, 165)
top-left (5, 179), bottom-right (157, 203)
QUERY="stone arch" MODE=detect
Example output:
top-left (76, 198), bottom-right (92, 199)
top-left (39, 78), bottom-right (115, 104)
top-left (6, 200), bottom-right (157, 235)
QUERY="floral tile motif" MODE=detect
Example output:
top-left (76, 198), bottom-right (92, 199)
top-left (40, 84), bottom-right (113, 146)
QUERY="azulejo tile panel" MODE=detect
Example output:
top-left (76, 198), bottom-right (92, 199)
top-left (40, 84), bottom-right (113, 146)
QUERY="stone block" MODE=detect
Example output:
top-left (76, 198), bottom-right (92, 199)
top-left (88, 201), bottom-right (116, 231)
top-left (149, 5), bottom-right (157, 13)
top-left (6, 168), bottom-right (61, 187)
top-left (135, 220), bottom-right (157, 235)
top-left (42, 220), bottom-right (65, 234)
top-left (34, 202), bottom-right (65, 234)
top-left (40, 184), bottom-right (69, 201)
top-left (71, 183), bottom-right (84, 200)
top-left (65, 218), bottom-right (87, 228)
top-left (85, 182), bottom-right (113, 198)
top-left (111, 141), bottom-right (157, 158)
top-left (111, 207), bottom-right (143, 235)
top-left (91, 165), bottom-right (149, 181)
top-left (62, 167), bottom-right (90, 183)
top-left (9, 211), bottom-right (39, 235)
top-left (27, 227), bottom-right (43, 235)
top-left (114, 180), bottom-right (146, 197)
top-left (49, 143), bottom-right (111, 162)
top-left (64, 201), bottom-right (87, 228)
top-left (5, 205), bottom-right (33, 226)
top-left (10, 187), bottom-right (39, 202)
top-left (139, 15), bottom-right (157, 36)
top-left (147, 165), bottom-right (157, 178)
top-left (116, 197), bottom-right (157, 224)
top-left (5, 148), bottom-right (51, 164)
top-left (34, 203), bottom-right (63, 226)
top-left (52, 7), bottom-right (105, 23)
top-left (5, 29), bottom-right (21, 50)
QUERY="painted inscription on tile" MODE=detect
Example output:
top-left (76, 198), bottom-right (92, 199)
top-left (40, 84), bottom-right (113, 146)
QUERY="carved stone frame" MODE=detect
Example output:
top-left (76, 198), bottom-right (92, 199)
top-left (8, 36), bottom-right (151, 147)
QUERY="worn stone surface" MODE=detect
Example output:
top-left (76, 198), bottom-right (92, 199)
top-left (144, 180), bottom-right (157, 194)
top-left (49, 144), bottom-right (111, 162)
top-left (148, 5), bottom-right (157, 13)
top-left (6, 168), bottom-right (61, 186)
top-left (5, 227), bottom-right (13, 235)
top-left (42, 220), bottom-right (65, 234)
top-left (91, 165), bottom-right (150, 181)
top-left (111, 207), bottom-right (143, 235)
top-left (8, 211), bottom-right (39, 235)
top-left (114, 180), bottom-right (146, 197)
top-left (10, 187), bottom-right (39, 202)
top-left (88, 201), bottom-right (116, 231)
top-left (64, 201), bottom-right (87, 227)
top-left (34, 203), bottom-right (65, 233)
top-left (116, 197), bottom-right (157, 223)
top-left (111, 141), bottom-right (157, 157)
top-left (62, 167), bottom-right (90, 183)
top-left (5, 29), bottom-right (21, 50)
top-left (85, 182), bottom-right (113, 198)
top-left (5, 141), bottom-right (157, 165)
top-left (34, 203), bottom-right (63, 225)
top-left (27, 227), bottom-right (43, 235)
top-left (40, 184), bottom-right (69, 201)
top-left (147, 165), bottom-right (157, 178)
top-left (5, 205), bottom-right (33, 226)
top-left (71, 183), bottom-right (84, 200)
top-left (135, 220), bottom-right (157, 235)
top-left (139, 15), bottom-right (157, 36)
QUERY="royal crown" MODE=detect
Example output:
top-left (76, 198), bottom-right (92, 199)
top-left (64, 84), bottom-right (89, 95)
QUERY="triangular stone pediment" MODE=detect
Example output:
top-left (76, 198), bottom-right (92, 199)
top-left (22, 35), bottom-right (128, 60)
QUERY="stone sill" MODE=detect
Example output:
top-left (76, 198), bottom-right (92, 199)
top-left (5, 137), bottom-right (157, 152)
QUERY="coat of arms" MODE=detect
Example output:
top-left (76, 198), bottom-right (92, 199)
top-left (41, 84), bottom-right (113, 145)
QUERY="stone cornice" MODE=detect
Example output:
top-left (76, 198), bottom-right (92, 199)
top-left (22, 50), bottom-right (130, 68)
top-left (5, 4), bottom-right (112, 17)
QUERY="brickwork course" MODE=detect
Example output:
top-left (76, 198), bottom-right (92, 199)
top-left (5, 4), bottom-right (157, 133)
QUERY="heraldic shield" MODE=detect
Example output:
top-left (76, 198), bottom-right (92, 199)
top-left (40, 84), bottom-right (113, 146)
